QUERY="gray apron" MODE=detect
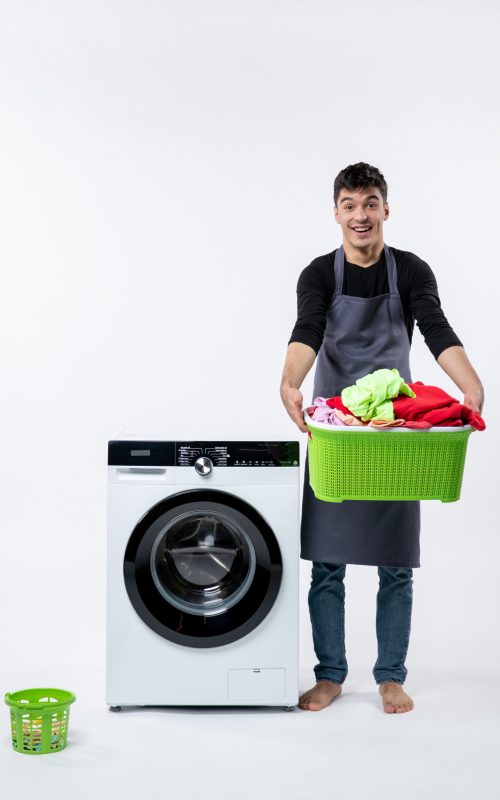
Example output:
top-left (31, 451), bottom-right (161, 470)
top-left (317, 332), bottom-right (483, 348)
top-left (301, 244), bottom-right (420, 568)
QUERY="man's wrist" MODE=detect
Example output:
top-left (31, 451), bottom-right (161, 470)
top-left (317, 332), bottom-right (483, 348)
top-left (281, 379), bottom-right (299, 394)
top-left (463, 379), bottom-right (483, 395)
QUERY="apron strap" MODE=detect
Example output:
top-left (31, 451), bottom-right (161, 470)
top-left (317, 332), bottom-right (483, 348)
top-left (333, 247), bottom-right (344, 296)
top-left (384, 244), bottom-right (400, 296)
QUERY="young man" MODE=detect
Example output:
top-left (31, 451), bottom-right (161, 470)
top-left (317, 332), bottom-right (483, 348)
top-left (280, 162), bottom-right (484, 714)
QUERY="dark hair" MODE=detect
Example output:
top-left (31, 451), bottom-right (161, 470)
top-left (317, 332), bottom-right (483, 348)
top-left (333, 162), bottom-right (388, 207)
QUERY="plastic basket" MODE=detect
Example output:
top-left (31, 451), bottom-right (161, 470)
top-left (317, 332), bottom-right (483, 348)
top-left (5, 688), bottom-right (76, 755)
top-left (305, 413), bottom-right (475, 503)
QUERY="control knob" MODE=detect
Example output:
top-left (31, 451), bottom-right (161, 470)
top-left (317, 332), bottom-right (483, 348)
top-left (194, 456), bottom-right (213, 476)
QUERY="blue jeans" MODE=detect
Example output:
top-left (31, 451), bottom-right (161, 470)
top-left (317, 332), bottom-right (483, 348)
top-left (308, 562), bottom-right (413, 685)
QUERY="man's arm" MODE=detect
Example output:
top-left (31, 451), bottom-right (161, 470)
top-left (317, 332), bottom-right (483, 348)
top-left (437, 345), bottom-right (484, 413)
top-left (280, 342), bottom-right (317, 432)
top-left (402, 253), bottom-right (484, 414)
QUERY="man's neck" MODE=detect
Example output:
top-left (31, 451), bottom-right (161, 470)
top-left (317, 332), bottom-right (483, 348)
top-left (342, 240), bottom-right (385, 268)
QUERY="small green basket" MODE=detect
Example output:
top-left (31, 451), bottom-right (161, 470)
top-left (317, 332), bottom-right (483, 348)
top-left (5, 688), bottom-right (76, 755)
top-left (305, 414), bottom-right (475, 503)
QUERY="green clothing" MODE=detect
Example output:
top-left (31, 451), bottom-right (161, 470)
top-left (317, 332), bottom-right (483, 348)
top-left (341, 368), bottom-right (415, 421)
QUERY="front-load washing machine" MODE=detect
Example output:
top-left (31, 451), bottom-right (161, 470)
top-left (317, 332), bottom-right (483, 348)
top-left (106, 437), bottom-right (300, 709)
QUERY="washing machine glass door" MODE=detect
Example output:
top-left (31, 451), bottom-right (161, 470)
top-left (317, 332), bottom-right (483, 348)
top-left (150, 509), bottom-right (256, 616)
top-left (124, 490), bottom-right (282, 648)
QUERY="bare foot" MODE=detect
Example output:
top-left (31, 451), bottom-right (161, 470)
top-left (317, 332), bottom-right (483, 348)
top-left (299, 680), bottom-right (342, 711)
top-left (378, 682), bottom-right (414, 714)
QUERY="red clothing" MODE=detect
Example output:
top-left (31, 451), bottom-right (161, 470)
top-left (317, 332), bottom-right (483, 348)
top-left (325, 396), bottom-right (352, 415)
top-left (393, 382), bottom-right (486, 430)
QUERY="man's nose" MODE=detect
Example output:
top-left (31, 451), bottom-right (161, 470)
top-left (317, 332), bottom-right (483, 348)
top-left (354, 208), bottom-right (369, 222)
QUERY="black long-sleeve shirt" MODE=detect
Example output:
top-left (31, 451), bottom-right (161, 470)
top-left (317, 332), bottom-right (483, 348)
top-left (288, 246), bottom-right (462, 359)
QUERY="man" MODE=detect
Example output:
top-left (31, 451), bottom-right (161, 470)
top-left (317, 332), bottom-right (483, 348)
top-left (280, 162), bottom-right (484, 714)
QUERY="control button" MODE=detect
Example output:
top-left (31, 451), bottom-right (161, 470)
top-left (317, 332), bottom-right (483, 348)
top-left (194, 456), bottom-right (213, 476)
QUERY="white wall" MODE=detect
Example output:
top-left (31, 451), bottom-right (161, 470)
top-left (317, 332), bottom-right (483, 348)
top-left (0, 0), bottom-right (498, 702)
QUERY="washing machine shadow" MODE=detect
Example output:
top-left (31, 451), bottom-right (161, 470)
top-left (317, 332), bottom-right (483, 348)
top-left (108, 704), bottom-right (297, 716)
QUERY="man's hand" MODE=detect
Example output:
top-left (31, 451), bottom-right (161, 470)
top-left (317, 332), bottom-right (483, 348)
top-left (437, 346), bottom-right (484, 416)
top-left (281, 385), bottom-right (308, 432)
top-left (463, 384), bottom-right (484, 415)
top-left (280, 342), bottom-right (317, 432)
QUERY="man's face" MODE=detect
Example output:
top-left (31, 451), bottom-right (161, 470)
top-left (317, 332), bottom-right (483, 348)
top-left (334, 186), bottom-right (389, 250)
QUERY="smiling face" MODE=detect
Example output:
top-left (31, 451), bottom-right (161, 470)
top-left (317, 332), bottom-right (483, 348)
top-left (334, 186), bottom-right (389, 256)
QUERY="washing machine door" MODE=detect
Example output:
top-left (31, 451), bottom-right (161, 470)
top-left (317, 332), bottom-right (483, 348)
top-left (124, 490), bottom-right (282, 647)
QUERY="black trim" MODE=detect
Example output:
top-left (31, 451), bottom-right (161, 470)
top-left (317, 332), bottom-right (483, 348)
top-left (108, 440), bottom-right (299, 467)
top-left (124, 490), bottom-right (282, 648)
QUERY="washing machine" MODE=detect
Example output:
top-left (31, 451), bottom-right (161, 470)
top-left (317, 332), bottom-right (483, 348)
top-left (106, 436), bottom-right (300, 709)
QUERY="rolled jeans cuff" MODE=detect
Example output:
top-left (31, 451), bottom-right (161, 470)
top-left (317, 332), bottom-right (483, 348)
top-left (375, 677), bottom-right (405, 685)
top-left (314, 669), bottom-right (346, 685)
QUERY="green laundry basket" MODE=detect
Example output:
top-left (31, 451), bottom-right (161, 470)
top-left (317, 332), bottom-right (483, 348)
top-left (305, 413), bottom-right (475, 503)
top-left (5, 688), bottom-right (76, 755)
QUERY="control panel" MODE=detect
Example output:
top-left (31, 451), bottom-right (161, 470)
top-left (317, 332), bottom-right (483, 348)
top-left (176, 442), bottom-right (299, 467)
top-left (108, 440), bottom-right (299, 467)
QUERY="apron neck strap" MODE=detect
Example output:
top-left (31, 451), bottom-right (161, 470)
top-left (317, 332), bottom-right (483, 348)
top-left (334, 244), bottom-right (399, 295)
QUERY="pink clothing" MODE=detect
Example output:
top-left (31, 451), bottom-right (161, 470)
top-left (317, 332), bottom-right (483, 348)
top-left (367, 418), bottom-right (407, 429)
top-left (309, 399), bottom-right (349, 426)
top-left (334, 409), bottom-right (365, 427)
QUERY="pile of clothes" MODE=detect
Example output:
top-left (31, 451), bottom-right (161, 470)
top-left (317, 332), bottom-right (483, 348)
top-left (308, 368), bottom-right (486, 430)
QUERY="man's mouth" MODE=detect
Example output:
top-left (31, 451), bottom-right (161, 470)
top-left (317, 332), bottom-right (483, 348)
top-left (351, 226), bottom-right (371, 234)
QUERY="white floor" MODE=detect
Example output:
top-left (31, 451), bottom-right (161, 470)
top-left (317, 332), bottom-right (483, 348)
top-left (2, 551), bottom-right (499, 800)
top-left (2, 664), bottom-right (499, 800)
